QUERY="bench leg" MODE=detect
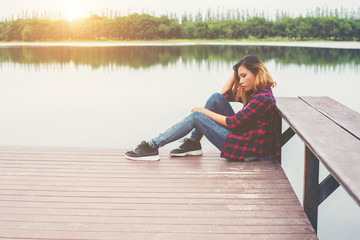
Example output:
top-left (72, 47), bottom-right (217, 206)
top-left (303, 146), bottom-right (319, 233)
top-left (275, 113), bottom-right (283, 163)
top-left (318, 174), bottom-right (340, 205)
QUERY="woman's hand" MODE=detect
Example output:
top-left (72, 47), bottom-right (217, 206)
top-left (191, 107), bottom-right (205, 113)
top-left (191, 107), bottom-right (227, 127)
top-left (220, 72), bottom-right (237, 94)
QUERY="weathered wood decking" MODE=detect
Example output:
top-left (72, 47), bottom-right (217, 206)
top-left (0, 147), bottom-right (317, 240)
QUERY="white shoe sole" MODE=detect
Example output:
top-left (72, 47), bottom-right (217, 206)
top-left (125, 155), bottom-right (160, 161)
top-left (170, 150), bottom-right (203, 157)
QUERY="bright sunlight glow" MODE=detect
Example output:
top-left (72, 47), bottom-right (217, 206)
top-left (64, 7), bottom-right (83, 21)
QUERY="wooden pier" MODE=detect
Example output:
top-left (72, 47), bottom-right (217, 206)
top-left (0, 146), bottom-right (317, 240)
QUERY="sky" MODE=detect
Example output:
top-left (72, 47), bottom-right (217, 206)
top-left (1, 0), bottom-right (359, 20)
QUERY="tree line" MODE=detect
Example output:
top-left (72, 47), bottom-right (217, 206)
top-left (0, 7), bottom-right (359, 41)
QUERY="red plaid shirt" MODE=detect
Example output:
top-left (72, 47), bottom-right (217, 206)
top-left (221, 85), bottom-right (280, 160)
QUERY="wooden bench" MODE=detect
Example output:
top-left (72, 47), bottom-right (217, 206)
top-left (275, 96), bottom-right (360, 233)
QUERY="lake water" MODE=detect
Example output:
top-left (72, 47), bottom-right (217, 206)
top-left (0, 43), bottom-right (359, 239)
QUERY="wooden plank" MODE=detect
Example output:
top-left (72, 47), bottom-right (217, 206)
top-left (0, 216), bottom-right (311, 225)
top-left (300, 96), bottom-right (360, 139)
top-left (276, 97), bottom-right (360, 205)
top-left (0, 180), bottom-right (290, 188)
top-left (0, 182), bottom-right (292, 190)
top-left (0, 199), bottom-right (300, 211)
top-left (0, 165), bottom-right (281, 172)
top-left (0, 176), bottom-right (289, 184)
top-left (0, 196), bottom-right (301, 205)
top-left (0, 192), bottom-right (294, 200)
top-left (0, 208), bottom-right (308, 218)
top-left (0, 221), bottom-right (316, 233)
top-left (0, 147), bottom-right (317, 240)
top-left (0, 230), bottom-right (318, 240)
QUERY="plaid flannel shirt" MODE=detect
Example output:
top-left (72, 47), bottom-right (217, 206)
top-left (221, 85), bottom-right (280, 160)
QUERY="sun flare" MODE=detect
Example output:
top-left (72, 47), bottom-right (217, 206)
top-left (65, 7), bottom-right (82, 21)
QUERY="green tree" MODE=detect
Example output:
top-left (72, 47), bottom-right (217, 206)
top-left (247, 17), bottom-right (272, 38)
top-left (338, 19), bottom-right (353, 40)
top-left (113, 16), bottom-right (130, 40)
top-left (317, 17), bottom-right (337, 39)
top-left (296, 17), bottom-right (312, 40)
top-left (0, 22), bottom-right (8, 41)
top-left (352, 19), bottom-right (360, 40)
top-left (89, 14), bottom-right (103, 40)
top-left (100, 18), bottom-right (115, 40)
top-left (5, 20), bottom-right (24, 41)
top-left (272, 20), bottom-right (287, 38)
top-left (51, 20), bottom-right (71, 40)
top-left (181, 21), bottom-right (195, 39)
top-left (21, 24), bottom-right (33, 41)
top-left (193, 22), bottom-right (209, 38)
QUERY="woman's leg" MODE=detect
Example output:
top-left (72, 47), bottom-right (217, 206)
top-left (189, 92), bottom-right (235, 142)
top-left (149, 111), bottom-right (231, 151)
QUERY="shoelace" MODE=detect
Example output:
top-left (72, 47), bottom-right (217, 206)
top-left (135, 141), bottom-right (147, 151)
top-left (179, 138), bottom-right (189, 143)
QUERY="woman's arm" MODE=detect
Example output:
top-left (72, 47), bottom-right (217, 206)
top-left (226, 94), bottom-right (274, 130)
top-left (191, 72), bottom-right (242, 127)
top-left (193, 93), bottom-right (274, 130)
top-left (191, 107), bottom-right (227, 127)
top-left (191, 72), bottom-right (239, 126)
top-left (220, 72), bottom-right (237, 94)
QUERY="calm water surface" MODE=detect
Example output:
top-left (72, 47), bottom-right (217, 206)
top-left (0, 44), bottom-right (359, 240)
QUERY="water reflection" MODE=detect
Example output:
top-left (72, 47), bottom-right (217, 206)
top-left (1, 45), bottom-right (359, 71)
top-left (0, 45), bottom-right (359, 147)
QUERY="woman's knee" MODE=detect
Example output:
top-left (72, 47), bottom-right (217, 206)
top-left (205, 92), bottom-right (224, 108)
top-left (190, 111), bottom-right (203, 120)
top-left (189, 111), bottom-right (208, 127)
top-left (209, 92), bottom-right (224, 101)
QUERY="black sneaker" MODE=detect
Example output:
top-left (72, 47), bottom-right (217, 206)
top-left (125, 141), bottom-right (160, 161)
top-left (170, 138), bottom-right (202, 157)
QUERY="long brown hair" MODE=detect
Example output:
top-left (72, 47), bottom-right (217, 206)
top-left (232, 55), bottom-right (276, 106)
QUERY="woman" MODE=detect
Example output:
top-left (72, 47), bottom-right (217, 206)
top-left (125, 55), bottom-right (280, 161)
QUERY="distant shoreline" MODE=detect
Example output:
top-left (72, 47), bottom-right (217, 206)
top-left (1, 40), bottom-right (360, 49)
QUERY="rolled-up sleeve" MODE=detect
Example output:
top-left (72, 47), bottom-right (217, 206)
top-left (222, 89), bottom-right (236, 102)
top-left (226, 95), bottom-right (273, 129)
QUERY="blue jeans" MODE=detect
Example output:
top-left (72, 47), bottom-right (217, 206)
top-left (149, 93), bottom-right (235, 151)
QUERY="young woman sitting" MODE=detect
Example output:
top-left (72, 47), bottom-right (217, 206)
top-left (125, 55), bottom-right (280, 161)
